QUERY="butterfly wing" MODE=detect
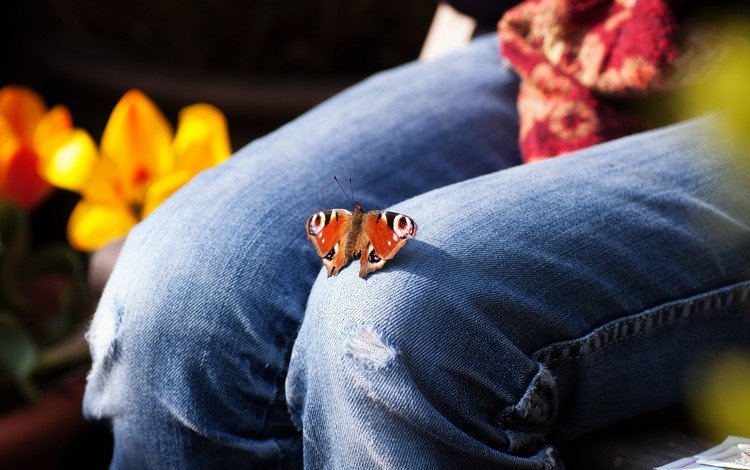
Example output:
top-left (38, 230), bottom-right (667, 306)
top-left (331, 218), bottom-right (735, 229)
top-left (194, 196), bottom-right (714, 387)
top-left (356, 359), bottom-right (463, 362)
top-left (306, 209), bottom-right (353, 277)
top-left (357, 211), bottom-right (418, 278)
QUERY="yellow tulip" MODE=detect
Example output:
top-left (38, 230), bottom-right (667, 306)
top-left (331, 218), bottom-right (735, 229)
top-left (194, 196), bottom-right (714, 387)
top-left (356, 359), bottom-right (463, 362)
top-left (47, 90), bottom-right (231, 251)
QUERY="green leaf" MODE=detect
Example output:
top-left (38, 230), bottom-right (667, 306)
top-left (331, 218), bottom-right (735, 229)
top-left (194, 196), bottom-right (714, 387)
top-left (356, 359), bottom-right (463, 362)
top-left (34, 325), bottom-right (90, 376)
top-left (0, 312), bottom-right (37, 381)
top-left (0, 202), bottom-right (30, 311)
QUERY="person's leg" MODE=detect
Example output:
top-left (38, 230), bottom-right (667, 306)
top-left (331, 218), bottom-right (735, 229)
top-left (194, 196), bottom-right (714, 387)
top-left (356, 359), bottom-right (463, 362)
top-left (287, 116), bottom-right (750, 468)
top-left (83, 34), bottom-right (521, 468)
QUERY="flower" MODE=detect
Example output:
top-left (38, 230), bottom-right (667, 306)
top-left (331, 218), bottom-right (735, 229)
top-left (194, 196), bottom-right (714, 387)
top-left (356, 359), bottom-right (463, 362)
top-left (0, 86), bottom-right (73, 210)
top-left (676, 24), bottom-right (750, 148)
top-left (688, 350), bottom-right (750, 441)
top-left (47, 90), bottom-right (231, 251)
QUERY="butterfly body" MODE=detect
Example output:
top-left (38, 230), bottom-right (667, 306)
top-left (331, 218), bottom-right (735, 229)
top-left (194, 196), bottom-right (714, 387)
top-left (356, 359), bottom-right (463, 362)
top-left (306, 202), bottom-right (417, 278)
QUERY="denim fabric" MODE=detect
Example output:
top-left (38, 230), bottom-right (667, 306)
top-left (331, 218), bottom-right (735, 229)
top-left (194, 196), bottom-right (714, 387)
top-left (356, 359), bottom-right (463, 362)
top-left (287, 115), bottom-right (750, 467)
top-left (83, 33), bottom-right (750, 469)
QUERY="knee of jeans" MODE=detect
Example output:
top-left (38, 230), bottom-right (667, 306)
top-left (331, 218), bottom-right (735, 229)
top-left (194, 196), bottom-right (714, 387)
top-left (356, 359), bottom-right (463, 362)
top-left (83, 201), bottom-right (300, 443)
top-left (287, 263), bottom-right (558, 455)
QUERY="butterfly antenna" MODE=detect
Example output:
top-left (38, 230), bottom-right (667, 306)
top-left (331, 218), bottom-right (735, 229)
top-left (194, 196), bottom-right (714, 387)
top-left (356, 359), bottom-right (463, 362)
top-left (333, 176), bottom-right (354, 205)
top-left (348, 177), bottom-right (355, 203)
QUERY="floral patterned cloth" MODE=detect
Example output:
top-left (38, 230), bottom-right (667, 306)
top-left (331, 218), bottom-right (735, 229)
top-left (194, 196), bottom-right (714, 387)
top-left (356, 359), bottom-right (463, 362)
top-left (499, 0), bottom-right (678, 162)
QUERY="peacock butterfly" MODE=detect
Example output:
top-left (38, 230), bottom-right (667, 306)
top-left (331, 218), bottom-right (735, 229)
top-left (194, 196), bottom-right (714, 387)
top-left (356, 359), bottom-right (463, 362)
top-left (305, 178), bottom-right (418, 278)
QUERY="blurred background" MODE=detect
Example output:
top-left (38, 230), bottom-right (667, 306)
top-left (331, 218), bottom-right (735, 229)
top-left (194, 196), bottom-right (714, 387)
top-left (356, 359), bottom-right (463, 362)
top-left (1, 0), bottom-right (440, 245)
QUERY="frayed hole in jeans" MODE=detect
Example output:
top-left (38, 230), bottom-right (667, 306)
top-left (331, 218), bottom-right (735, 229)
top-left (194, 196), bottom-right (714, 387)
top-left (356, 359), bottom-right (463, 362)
top-left (85, 298), bottom-right (123, 364)
top-left (495, 364), bottom-right (558, 453)
top-left (347, 326), bottom-right (397, 369)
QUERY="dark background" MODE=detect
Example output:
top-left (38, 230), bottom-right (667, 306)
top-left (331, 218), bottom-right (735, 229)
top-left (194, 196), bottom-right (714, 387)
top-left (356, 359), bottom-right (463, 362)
top-left (2, 0), bottom-right (437, 143)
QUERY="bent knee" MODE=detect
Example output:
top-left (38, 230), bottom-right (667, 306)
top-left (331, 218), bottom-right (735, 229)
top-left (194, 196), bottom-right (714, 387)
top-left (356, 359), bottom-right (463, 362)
top-left (84, 218), bottom-right (297, 438)
top-left (288, 266), bottom-right (557, 453)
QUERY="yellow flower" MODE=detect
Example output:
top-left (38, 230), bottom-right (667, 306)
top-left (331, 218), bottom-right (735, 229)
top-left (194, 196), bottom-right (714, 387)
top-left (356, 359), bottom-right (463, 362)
top-left (0, 86), bottom-right (73, 210)
top-left (688, 350), bottom-right (750, 441)
top-left (676, 25), bottom-right (750, 147)
top-left (47, 90), bottom-right (231, 251)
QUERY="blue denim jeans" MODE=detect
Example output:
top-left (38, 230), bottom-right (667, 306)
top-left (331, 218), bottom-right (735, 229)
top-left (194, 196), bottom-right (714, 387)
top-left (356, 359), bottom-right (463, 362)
top-left (83, 34), bottom-right (750, 469)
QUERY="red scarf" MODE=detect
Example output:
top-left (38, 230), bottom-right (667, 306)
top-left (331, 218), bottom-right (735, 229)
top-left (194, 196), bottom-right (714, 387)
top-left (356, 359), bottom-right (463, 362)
top-left (499, 0), bottom-right (678, 162)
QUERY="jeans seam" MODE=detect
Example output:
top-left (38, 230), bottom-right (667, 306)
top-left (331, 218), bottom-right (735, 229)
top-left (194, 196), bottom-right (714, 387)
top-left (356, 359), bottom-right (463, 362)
top-left (258, 325), bottom-right (301, 440)
top-left (532, 279), bottom-right (750, 365)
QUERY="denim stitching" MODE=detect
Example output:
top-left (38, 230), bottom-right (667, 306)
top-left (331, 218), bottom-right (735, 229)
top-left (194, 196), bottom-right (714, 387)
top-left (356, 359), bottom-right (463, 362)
top-left (532, 280), bottom-right (750, 365)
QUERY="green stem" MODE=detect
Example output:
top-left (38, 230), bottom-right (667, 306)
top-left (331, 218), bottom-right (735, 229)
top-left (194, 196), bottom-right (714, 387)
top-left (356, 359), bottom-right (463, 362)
top-left (33, 348), bottom-right (89, 375)
top-left (33, 327), bottom-right (90, 376)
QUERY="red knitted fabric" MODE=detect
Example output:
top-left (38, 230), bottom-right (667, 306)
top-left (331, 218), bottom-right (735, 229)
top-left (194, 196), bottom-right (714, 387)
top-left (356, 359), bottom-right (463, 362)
top-left (499, 0), bottom-right (678, 162)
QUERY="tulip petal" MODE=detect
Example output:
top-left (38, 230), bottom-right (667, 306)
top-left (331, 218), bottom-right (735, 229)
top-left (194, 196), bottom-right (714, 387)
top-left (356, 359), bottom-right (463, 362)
top-left (172, 104), bottom-right (231, 176)
top-left (4, 145), bottom-right (52, 210)
top-left (101, 90), bottom-right (173, 205)
top-left (68, 200), bottom-right (137, 251)
top-left (80, 159), bottom-right (126, 207)
top-left (41, 130), bottom-right (98, 192)
top-left (34, 106), bottom-right (73, 160)
top-left (33, 105), bottom-right (73, 150)
top-left (0, 115), bottom-right (21, 194)
top-left (141, 170), bottom-right (192, 218)
top-left (0, 86), bottom-right (46, 144)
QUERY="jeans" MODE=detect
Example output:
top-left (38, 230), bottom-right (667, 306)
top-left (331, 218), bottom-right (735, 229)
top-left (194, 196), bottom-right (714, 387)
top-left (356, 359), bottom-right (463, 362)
top-left (83, 34), bottom-right (750, 469)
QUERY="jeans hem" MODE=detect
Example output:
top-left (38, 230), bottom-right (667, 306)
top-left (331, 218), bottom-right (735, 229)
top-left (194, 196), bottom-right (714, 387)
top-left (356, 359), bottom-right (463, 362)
top-left (531, 279), bottom-right (750, 365)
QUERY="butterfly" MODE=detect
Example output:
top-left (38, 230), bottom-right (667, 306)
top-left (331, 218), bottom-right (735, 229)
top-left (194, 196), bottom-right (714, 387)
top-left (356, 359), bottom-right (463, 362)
top-left (305, 178), bottom-right (418, 278)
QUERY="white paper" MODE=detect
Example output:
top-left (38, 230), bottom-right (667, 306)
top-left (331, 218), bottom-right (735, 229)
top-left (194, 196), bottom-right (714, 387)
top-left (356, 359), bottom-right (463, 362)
top-left (656, 436), bottom-right (750, 470)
